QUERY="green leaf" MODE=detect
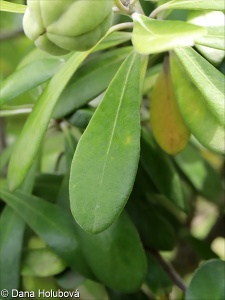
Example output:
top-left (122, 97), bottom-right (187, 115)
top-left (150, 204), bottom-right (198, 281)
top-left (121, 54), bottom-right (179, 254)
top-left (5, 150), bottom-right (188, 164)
top-left (70, 52), bottom-right (142, 234)
top-left (174, 47), bottom-right (225, 127)
top-left (143, 63), bottom-right (162, 94)
top-left (140, 129), bottom-right (185, 210)
top-left (195, 45), bottom-right (225, 67)
top-left (78, 212), bottom-right (147, 293)
top-left (21, 248), bottom-right (66, 277)
top-left (170, 52), bottom-right (225, 154)
top-left (0, 188), bottom-right (93, 278)
top-left (185, 259), bottom-right (225, 300)
top-left (150, 0), bottom-right (225, 18)
top-left (132, 13), bottom-right (205, 55)
top-left (195, 26), bottom-right (225, 50)
top-left (56, 269), bottom-right (84, 290)
top-left (93, 31), bottom-right (131, 52)
top-left (0, 206), bottom-right (25, 291)
top-left (0, 144), bottom-right (13, 174)
top-left (0, 0), bottom-right (26, 13)
top-left (53, 47), bottom-right (132, 118)
top-left (184, 234), bottom-right (218, 261)
top-left (150, 57), bottom-right (190, 155)
top-left (33, 174), bottom-right (64, 203)
top-left (188, 11), bottom-right (225, 66)
top-left (174, 143), bottom-right (223, 203)
top-left (146, 253), bottom-right (172, 297)
top-left (127, 192), bottom-right (176, 250)
top-left (8, 51), bottom-right (89, 191)
top-left (0, 58), bottom-right (63, 107)
top-left (78, 279), bottom-right (108, 300)
top-left (108, 290), bottom-right (150, 300)
top-left (68, 107), bottom-right (95, 129)
top-left (22, 276), bottom-right (58, 299)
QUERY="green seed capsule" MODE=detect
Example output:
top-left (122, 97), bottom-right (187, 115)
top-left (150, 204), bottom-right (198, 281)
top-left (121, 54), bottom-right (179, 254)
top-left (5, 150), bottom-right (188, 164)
top-left (23, 0), bottom-right (113, 56)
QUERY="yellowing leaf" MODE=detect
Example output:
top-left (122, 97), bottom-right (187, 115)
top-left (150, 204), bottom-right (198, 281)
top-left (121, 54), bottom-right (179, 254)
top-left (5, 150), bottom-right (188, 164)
top-left (150, 57), bottom-right (190, 155)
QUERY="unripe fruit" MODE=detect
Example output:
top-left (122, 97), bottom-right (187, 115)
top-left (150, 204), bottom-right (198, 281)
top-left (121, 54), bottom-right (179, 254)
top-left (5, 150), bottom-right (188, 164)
top-left (23, 0), bottom-right (113, 56)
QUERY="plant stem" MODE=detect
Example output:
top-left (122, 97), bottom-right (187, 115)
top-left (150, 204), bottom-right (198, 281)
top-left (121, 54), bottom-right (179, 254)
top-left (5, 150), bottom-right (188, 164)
top-left (134, 1), bottom-right (144, 14)
top-left (149, 2), bottom-right (169, 18)
top-left (108, 22), bottom-right (133, 34)
top-left (146, 247), bottom-right (187, 292)
top-left (0, 107), bottom-right (32, 117)
top-left (113, 0), bottom-right (130, 13)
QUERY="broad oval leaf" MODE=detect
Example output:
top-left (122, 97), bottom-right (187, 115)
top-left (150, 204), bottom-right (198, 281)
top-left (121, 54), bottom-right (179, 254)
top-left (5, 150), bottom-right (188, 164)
top-left (0, 206), bottom-right (25, 291)
top-left (185, 259), bottom-right (225, 300)
top-left (0, 188), bottom-right (93, 278)
top-left (70, 52), bottom-right (143, 234)
top-left (0, 58), bottom-right (63, 107)
top-left (174, 143), bottom-right (223, 203)
top-left (150, 0), bottom-right (225, 18)
top-left (170, 52), bottom-right (225, 154)
top-left (140, 129), bottom-right (185, 210)
top-left (150, 57), bottom-right (190, 155)
top-left (174, 47), bottom-right (225, 127)
top-left (132, 13), bottom-right (206, 55)
top-left (7, 51), bottom-right (89, 191)
top-left (78, 212), bottom-right (147, 293)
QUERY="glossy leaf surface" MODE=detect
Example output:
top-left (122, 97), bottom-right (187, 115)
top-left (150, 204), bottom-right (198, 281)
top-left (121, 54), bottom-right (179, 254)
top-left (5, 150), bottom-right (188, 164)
top-left (150, 57), bottom-right (190, 155)
top-left (78, 212), bottom-right (147, 293)
top-left (70, 52), bottom-right (142, 234)
top-left (132, 13), bottom-right (205, 55)
top-left (185, 259), bottom-right (225, 300)
top-left (170, 52), bottom-right (225, 154)
top-left (174, 47), bottom-right (225, 127)
top-left (0, 188), bottom-right (92, 278)
top-left (0, 206), bottom-right (25, 291)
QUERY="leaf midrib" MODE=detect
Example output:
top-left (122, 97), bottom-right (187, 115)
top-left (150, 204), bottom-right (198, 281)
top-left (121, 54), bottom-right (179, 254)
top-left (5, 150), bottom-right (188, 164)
top-left (92, 54), bottom-right (136, 231)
